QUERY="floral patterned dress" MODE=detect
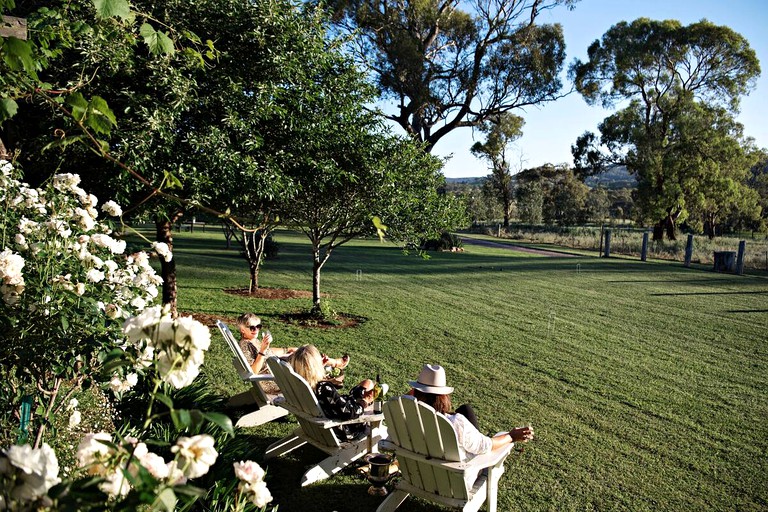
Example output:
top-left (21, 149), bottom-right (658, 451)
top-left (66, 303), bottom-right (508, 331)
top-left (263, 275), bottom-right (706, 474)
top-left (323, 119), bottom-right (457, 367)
top-left (315, 381), bottom-right (368, 441)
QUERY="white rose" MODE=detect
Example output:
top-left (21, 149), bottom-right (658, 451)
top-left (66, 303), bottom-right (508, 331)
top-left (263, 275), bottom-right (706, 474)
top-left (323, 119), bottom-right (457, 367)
top-left (171, 435), bottom-right (217, 479)
top-left (69, 410), bottom-right (82, 428)
top-left (101, 200), bottom-right (123, 217)
top-left (86, 269), bottom-right (105, 283)
top-left (233, 460), bottom-right (265, 484)
top-left (242, 480), bottom-right (273, 508)
top-left (138, 452), bottom-right (170, 480)
top-left (151, 242), bottom-right (173, 262)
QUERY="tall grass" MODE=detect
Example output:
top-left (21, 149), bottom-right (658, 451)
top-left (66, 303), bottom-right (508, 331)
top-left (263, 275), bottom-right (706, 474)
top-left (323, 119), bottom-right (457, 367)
top-left (171, 228), bottom-right (767, 511)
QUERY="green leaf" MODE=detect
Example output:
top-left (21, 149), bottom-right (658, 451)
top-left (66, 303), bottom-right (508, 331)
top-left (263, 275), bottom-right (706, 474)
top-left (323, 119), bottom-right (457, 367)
top-left (203, 412), bottom-right (234, 435)
top-left (2, 37), bottom-right (37, 78)
top-left (65, 92), bottom-right (88, 121)
top-left (155, 31), bottom-right (175, 56)
top-left (153, 488), bottom-right (177, 511)
top-left (372, 215), bottom-right (388, 242)
top-left (170, 408), bottom-right (191, 430)
top-left (0, 97), bottom-right (18, 121)
top-left (154, 393), bottom-right (173, 409)
top-left (92, 0), bottom-right (132, 21)
top-left (140, 23), bottom-right (175, 56)
top-left (85, 95), bottom-right (117, 135)
top-left (163, 170), bottom-right (183, 189)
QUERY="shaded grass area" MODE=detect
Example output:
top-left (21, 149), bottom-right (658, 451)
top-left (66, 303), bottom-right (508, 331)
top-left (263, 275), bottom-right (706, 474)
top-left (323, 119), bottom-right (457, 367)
top-left (172, 229), bottom-right (768, 511)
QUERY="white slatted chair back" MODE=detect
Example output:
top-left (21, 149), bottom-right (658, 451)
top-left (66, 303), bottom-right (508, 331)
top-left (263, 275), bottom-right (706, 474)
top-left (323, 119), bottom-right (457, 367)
top-left (266, 356), bottom-right (341, 448)
top-left (383, 395), bottom-right (470, 502)
top-left (216, 320), bottom-right (254, 381)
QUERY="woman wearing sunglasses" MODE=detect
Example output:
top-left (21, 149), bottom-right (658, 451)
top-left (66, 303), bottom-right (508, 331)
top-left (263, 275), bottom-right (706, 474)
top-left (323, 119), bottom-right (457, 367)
top-left (236, 312), bottom-right (350, 376)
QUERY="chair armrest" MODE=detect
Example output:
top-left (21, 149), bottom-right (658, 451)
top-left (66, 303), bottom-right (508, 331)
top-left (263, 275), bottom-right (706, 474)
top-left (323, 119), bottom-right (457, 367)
top-left (378, 439), bottom-right (512, 472)
top-left (246, 374), bottom-right (276, 383)
top-left (273, 397), bottom-right (384, 429)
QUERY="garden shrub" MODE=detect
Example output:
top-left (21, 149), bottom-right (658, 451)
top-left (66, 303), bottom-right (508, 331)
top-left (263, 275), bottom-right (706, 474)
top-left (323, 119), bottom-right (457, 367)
top-left (421, 231), bottom-right (463, 251)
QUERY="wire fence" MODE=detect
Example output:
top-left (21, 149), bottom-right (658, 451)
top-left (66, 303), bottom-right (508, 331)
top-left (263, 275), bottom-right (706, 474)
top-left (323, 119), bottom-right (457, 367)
top-left (472, 223), bottom-right (768, 272)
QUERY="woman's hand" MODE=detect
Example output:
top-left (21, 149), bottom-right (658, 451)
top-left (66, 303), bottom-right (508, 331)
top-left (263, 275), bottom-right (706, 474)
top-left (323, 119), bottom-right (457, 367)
top-left (509, 426), bottom-right (534, 443)
top-left (259, 332), bottom-right (272, 352)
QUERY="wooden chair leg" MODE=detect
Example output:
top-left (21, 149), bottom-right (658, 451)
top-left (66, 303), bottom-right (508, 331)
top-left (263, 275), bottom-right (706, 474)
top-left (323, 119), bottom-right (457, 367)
top-left (375, 489), bottom-right (410, 512)
top-left (300, 444), bottom-right (369, 486)
top-left (264, 429), bottom-right (306, 460)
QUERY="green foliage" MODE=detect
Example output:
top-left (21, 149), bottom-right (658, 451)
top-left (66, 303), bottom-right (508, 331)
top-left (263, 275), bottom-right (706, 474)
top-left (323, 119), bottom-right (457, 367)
top-left (516, 179), bottom-right (544, 224)
top-left (570, 18), bottom-right (761, 240)
top-left (421, 231), bottom-right (463, 251)
top-left (471, 113), bottom-right (524, 227)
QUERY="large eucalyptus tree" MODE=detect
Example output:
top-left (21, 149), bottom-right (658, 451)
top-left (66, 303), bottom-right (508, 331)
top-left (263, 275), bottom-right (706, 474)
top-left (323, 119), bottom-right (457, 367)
top-left (324, 0), bottom-right (576, 152)
top-left (570, 18), bottom-right (761, 239)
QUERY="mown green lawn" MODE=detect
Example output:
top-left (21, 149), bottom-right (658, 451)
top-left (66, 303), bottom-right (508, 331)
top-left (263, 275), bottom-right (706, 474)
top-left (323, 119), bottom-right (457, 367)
top-left (172, 228), bottom-right (767, 512)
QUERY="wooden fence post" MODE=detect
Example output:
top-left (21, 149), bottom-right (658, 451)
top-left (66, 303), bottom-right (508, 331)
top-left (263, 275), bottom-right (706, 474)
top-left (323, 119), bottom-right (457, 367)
top-left (684, 234), bottom-right (694, 267)
top-left (736, 240), bottom-right (746, 275)
top-left (603, 229), bottom-right (612, 258)
top-left (641, 231), bottom-right (649, 262)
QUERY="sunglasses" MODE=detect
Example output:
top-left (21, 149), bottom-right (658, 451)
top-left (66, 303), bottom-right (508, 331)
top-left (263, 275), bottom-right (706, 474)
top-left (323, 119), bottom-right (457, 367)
top-left (248, 324), bottom-right (262, 332)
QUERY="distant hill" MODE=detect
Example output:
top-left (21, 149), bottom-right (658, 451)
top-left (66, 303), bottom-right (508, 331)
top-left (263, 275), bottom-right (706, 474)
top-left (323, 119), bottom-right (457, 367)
top-left (585, 165), bottom-right (636, 189)
top-left (445, 165), bottom-right (636, 190)
top-left (445, 176), bottom-right (485, 186)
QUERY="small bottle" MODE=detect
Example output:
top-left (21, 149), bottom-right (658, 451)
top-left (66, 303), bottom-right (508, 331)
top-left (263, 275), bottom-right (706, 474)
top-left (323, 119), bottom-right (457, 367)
top-left (373, 370), bottom-right (383, 413)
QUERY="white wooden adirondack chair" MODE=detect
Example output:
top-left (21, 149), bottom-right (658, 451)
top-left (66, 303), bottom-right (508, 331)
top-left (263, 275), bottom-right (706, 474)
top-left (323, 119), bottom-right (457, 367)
top-left (264, 356), bottom-right (387, 487)
top-left (215, 320), bottom-right (289, 428)
top-left (378, 395), bottom-right (513, 512)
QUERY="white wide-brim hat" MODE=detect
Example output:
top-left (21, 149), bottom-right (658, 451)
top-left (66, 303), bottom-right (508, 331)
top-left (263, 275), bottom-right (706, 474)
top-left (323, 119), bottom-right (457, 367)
top-left (409, 364), bottom-right (454, 394)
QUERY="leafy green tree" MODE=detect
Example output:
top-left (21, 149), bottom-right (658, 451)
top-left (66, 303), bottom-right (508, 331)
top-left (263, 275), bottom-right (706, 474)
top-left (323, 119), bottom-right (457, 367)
top-left (3, 0), bottom-right (342, 309)
top-left (470, 113), bottom-right (524, 228)
top-left (570, 18), bottom-right (761, 240)
top-left (607, 188), bottom-right (634, 222)
top-left (516, 180), bottom-right (543, 224)
top-left (746, 153), bottom-right (768, 233)
top-left (543, 168), bottom-right (588, 225)
top-left (282, 114), bottom-right (465, 312)
top-left (586, 186), bottom-right (610, 224)
top-left (326, 0), bottom-right (574, 151)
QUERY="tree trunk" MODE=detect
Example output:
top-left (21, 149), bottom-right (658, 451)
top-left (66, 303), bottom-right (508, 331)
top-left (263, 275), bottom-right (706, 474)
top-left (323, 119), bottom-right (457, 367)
top-left (502, 194), bottom-right (511, 229)
top-left (155, 219), bottom-right (178, 317)
top-left (664, 213), bottom-right (677, 241)
top-left (704, 213), bottom-right (717, 239)
top-left (652, 222), bottom-right (664, 241)
top-left (243, 229), bottom-right (270, 293)
top-left (311, 249), bottom-right (322, 314)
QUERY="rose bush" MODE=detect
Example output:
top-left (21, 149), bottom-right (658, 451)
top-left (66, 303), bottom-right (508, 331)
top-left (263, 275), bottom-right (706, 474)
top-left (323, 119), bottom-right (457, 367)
top-left (0, 160), bottom-right (275, 510)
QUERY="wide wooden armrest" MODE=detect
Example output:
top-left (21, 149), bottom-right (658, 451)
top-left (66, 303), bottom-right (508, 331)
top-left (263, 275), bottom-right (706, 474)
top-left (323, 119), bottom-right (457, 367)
top-left (379, 439), bottom-right (512, 471)
top-left (273, 397), bottom-right (384, 428)
top-left (245, 373), bottom-right (276, 383)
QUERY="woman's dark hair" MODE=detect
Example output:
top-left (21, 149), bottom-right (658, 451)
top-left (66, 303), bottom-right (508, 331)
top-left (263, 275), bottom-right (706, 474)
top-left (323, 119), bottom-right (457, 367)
top-left (413, 389), bottom-right (452, 414)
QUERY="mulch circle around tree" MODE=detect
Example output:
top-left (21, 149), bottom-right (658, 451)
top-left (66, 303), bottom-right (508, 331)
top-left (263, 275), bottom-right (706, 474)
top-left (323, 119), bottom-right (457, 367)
top-left (181, 288), bottom-right (366, 328)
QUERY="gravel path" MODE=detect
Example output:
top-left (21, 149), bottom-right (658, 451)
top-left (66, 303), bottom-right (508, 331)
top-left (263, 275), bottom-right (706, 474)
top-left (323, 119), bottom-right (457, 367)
top-left (459, 236), bottom-right (579, 257)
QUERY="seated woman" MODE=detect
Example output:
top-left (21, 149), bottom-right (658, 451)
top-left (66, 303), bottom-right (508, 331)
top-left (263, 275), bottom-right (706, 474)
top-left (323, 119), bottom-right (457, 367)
top-left (407, 364), bottom-right (534, 459)
top-left (290, 344), bottom-right (376, 441)
top-left (236, 313), bottom-right (349, 376)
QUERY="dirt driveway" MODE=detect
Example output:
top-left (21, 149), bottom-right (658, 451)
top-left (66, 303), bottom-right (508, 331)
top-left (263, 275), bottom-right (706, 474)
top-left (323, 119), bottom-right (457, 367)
top-left (459, 236), bottom-right (579, 257)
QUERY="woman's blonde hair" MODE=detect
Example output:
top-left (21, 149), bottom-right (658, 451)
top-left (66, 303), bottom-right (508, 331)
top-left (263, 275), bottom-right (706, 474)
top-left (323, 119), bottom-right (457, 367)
top-left (290, 345), bottom-right (326, 390)
top-left (236, 312), bottom-right (261, 329)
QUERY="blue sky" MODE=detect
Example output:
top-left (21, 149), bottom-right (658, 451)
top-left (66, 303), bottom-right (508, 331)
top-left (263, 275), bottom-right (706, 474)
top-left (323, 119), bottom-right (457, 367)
top-left (420, 0), bottom-right (768, 178)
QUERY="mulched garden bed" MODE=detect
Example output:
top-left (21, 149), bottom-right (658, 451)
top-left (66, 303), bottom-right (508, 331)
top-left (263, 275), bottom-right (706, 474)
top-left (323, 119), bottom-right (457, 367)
top-left (181, 288), bottom-right (365, 328)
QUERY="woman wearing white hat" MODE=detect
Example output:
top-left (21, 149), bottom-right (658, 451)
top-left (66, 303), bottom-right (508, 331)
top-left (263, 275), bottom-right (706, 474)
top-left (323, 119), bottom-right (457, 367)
top-left (409, 364), bottom-right (534, 459)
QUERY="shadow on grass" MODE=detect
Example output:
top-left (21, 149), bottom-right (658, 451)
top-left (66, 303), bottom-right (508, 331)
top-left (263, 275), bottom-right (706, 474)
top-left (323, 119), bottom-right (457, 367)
top-left (651, 290), bottom-right (768, 296)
